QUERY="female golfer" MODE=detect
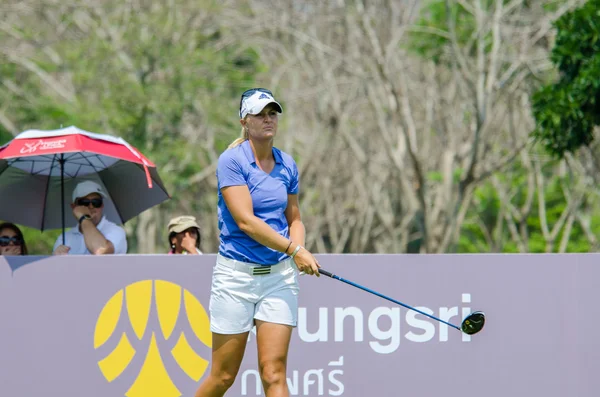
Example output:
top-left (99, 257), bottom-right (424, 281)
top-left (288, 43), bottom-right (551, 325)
top-left (194, 88), bottom-right (321, 397)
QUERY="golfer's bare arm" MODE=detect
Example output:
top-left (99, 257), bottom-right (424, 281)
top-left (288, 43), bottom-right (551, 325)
top-left (221, 185), bottom-right (293, 254)
top-left (80, 219), bottom-right (115, 255)
top-left (284, 194), bottom-right (305, 247)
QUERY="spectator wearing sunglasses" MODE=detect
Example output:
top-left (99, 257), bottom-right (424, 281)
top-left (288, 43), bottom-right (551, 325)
top-left (0, 222), bottom-right (28, 255)
top-left (194, 88), bottom-right (321, 397)
top-left (52, 181), bottom-right (127, 255)
top-left (167, 215), bottom-right (203, 255)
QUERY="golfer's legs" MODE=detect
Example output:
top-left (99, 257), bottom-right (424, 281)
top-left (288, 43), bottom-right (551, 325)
top-left (194, 332), bottom-right (249, 397)
top-left (256, 320), bottom-right (293, 397)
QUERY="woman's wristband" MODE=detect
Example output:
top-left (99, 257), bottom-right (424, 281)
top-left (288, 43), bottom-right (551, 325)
top-left (284, 240), bottom-right (293, 254)
top-left (290, 245), bottom-right (302, 258)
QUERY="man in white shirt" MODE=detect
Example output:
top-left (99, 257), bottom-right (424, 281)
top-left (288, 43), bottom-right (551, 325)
top-left (53, 181), bottom-right (127, 255)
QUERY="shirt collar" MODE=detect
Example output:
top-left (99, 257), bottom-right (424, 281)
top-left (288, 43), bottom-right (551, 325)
top-left (241, 140), bottom-right (281, 165)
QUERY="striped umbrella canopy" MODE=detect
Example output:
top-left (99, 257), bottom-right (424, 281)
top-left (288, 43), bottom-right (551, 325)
top-left (0, 126), bottom-right (170, 243)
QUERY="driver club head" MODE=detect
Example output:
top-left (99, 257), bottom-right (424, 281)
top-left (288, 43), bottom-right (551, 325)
top-left (461, 311), bottom-right (485, 335)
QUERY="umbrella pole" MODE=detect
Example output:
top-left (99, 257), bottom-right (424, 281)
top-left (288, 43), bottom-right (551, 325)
top-left (60, 154), bottom-right (65, 245)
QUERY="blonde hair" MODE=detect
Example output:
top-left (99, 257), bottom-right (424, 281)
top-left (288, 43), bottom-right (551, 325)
top-left (228, 126), bottom-right (249, 149)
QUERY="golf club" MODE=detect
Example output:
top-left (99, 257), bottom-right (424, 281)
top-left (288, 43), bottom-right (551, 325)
top-left (318, 269), bottom-right (485, 335)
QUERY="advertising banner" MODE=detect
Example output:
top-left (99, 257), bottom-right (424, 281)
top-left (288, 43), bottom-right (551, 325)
top-left (0, 254), bottom-right (597, 396)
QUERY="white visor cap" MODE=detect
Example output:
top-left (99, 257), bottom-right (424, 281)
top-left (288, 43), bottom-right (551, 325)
top-left (239, 90), bottom-right (283, 119)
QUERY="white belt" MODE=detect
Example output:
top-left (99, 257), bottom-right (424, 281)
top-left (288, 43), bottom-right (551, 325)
top-left (217, 254), bottom-right (293, 276)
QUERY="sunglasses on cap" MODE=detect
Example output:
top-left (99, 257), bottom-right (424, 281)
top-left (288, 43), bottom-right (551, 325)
top-left (75, 198), bottom-right (103, 208)
top-left (0, 236), bottom-right (22, 247)
top-left (239, 88), bottom-right (274, 118)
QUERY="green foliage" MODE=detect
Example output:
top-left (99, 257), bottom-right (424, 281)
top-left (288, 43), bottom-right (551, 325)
top-left (2, 1), bottom-right (598, 255)
top-left (458, 182), bottom-right (501, 253)
top-left (458, 157), bottom-right (598, 253)
top-left (407, 0), bottom-right (506, 64)
top-left (0, 2), bottom-right (263, 253)
top-left (532, 0), bottom-right (600, 158)
top-left (427, 171), bottom-right (443, 182)
top-left (408, 0), bottom-right (472, 63)
top-left (20, 228), bottom-right (62, 255)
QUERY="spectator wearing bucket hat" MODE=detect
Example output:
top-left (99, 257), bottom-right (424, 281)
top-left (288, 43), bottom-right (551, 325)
top-left (52, 180), bottom-right (127, 255)
top-left (167, 215), bottom-right (202, 255)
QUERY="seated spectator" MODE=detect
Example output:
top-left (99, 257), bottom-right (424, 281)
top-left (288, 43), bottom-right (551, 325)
top-left (0, 222), bottom-right (28, 255)
top-left (53, 181), bottom-right (127, 255)
top-left (167, 215), bottom-right (203, 255)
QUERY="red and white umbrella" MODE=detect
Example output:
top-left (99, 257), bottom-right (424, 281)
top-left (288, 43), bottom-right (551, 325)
top-left (0, 126), bottom-right (170, 242)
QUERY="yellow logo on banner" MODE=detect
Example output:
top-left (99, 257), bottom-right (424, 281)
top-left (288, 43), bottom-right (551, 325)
top-left (93, 280), bottom-right (212, 397)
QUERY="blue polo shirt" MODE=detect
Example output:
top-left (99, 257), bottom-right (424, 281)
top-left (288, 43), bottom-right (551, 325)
top-left (216, 140), bottom-right (299, 265)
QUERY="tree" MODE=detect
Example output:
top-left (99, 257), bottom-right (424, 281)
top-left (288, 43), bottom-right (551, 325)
top-left (532, 0), bottom-right (600, 158)
top-left (2, 0), bottom-right (596, 254)
top-left (229, 0), bottom-right (583, 253)
top-left (0, 0), bottom-right (261, 253)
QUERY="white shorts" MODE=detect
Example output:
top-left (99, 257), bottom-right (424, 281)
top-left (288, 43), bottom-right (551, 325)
top-left (209, 254), bottom-right (300, 334)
